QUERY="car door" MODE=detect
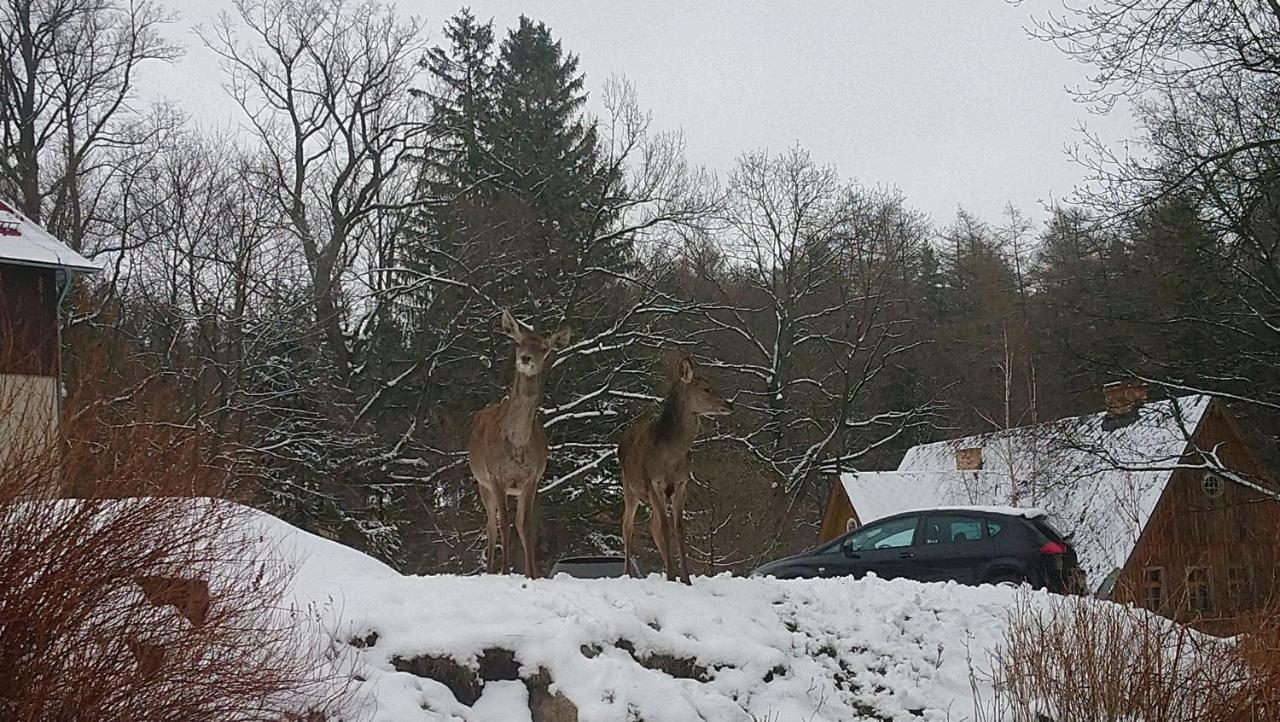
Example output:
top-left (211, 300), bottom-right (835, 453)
top-left (825, 515), bottom-right (921, 580)
top-left (911, 514), bottom-right (994, 584)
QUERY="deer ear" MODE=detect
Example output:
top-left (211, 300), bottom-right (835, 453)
top-left (498, 309), bottom-right (522, 340)
top-left (677, 356), bottom-right (695, 384)
top-left (548, 326), bottom-right (572, 351)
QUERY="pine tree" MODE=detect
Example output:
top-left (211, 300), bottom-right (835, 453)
top-left (483, 16), bottom-right (627, 307)
top-left (408, 9), bottom-right (499, 279)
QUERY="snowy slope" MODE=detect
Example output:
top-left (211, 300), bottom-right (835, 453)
top-left (241, 504), bottom-right (1062, 722)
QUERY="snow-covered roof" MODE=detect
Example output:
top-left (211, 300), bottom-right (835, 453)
top-left (0, 199), bottom-right (97, 272)
top-left (841, 395), bottom-right (1215, 595)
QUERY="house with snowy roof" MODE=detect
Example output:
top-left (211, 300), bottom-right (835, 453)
top-left (0, 199), bottom-right (97, 465)
top-left (817, 382), bottom-right (1280, 635)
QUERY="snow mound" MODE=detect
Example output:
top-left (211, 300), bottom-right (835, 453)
top-left (250, 505), bottom-right (1058, 721)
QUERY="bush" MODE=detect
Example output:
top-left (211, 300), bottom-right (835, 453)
top-left (972, 592), bottom-right (1280, 721)
top-left (0, 342), bottom-right (350, 720)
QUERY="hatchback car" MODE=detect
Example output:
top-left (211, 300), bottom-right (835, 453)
top-left (751, 506), bottom-right (1083, 593)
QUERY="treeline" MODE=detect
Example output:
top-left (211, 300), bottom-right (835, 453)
top-left (3, 0), bottom-right (1276, 573)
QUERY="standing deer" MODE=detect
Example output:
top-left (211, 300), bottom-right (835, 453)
top-left (468, 309), bottom-right (571, 577)
top-left (619, 351), bottom-right (732, 584)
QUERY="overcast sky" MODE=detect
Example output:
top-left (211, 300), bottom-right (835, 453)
top-left (142, 1), bottom-right (1133, 227)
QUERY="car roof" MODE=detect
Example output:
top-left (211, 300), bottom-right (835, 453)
top-left (880, 505), bottom-right (1048, 520)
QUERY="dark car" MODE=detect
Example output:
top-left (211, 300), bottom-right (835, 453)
top-left (751, 507), bottom-right (1084, 593)
top-left (549, 555), bottom-right (644, 579)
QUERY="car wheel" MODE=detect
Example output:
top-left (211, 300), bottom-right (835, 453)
top-left (988, 572), bottom-right (1029, 589)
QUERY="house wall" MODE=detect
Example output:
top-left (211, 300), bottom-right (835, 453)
top-left (818, 478), bottom-right (855, 543)
top-left (0, 263), bottom-right (61, 473)
top-left (0, 264), bottom-right (59, 377)
top-left (0, 373), bottom-right (58, 470)
top-left (1112, 403), bottom-right (1280, 636)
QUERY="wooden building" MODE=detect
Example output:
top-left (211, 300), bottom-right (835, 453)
top-left (0, 199), bottom-right (97, 465)
top-left (818, 384), bottom-right (1280, 635)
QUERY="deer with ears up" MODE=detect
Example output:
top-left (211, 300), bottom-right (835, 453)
top-left (468, 309), bottom-right (571, 577)
top-left (619, 351), bottom-right (733, 584)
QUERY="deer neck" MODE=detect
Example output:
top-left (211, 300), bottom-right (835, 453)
top-left (501, 368), bottom-right (543, 447)
top-left (655, 387), bottom-right (700, 450)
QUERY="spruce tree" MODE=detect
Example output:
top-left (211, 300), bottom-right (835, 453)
top-left (484, 15), bottom-right (626, 307)
top-left (424, 9), bottom-right (496, 207)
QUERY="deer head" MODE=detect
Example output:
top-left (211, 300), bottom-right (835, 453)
top-left (499, 309), bottom-right (571, 377)
top-left (670, 352), bottom-right (732, 416)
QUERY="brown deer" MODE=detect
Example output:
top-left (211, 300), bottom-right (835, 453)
top-left (619, 351), bottom-right (732, 584)
top-left (468, 309), bottom-right (571, 577)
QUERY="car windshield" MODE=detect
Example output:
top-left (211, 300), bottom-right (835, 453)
top-left (841, 516), bottom-right (917, 552)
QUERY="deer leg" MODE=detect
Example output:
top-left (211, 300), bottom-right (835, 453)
top-left (515, 485), bottom-right (539, 579)
top-left (648, 490), bottom-right (676, 581)
top-left (479, 484), bottom-right (500, 574)
top-left (621, 490), bottom-right (640, 579)
top-left (671, 481), bottom-right (692, 585)
top-left (494, 487), bottom-right (512, 575)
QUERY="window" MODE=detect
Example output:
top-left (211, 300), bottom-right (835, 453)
top-left (842, 516), bottom-right (918, 552)
top-left (1201, 473), bottom-right (1224, 499)
top-left (1142, 567), bottom-right (1165, 611)
top-left (922, 516), bottom-right (985, 545)
top-left (1227, 567), bottom-right (1248, 608)
top-left (1187, 567), bottom-right (1212, 613)
top-left (986, 520), bottom-right (1005, 538)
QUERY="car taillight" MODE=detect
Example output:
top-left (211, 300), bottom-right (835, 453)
top-left (1040, 541), bottom-right (1068, 555)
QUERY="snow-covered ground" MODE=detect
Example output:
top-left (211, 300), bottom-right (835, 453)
top-left (251, 506), bottom-right (1045, 722)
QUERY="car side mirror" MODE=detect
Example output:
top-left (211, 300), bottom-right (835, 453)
top-left (841, 542), bottom-right (859, 557)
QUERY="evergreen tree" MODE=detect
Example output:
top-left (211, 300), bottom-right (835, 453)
top-left (426, 9), bottom-right (496, 191)
top-left (407, 9), bottom-right (499, 285)
top-left (483, 16), bottom-right (627, 307)
top-left (1116, 197), bottom-right (1232, 389)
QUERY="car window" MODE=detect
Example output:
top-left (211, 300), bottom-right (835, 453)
top-left (842, 516), bottom-right (919, 552)
top-left (922, 515), bottom-right (985, 544)
top-left (1034, 517), bottom-right (1068, 542)
top-left (986, 519), bottom-right (1004, 537)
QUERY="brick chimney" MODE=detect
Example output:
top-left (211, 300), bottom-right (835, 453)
top-left (1103, 381), bottom-right (1148, 418)
top-left (955, 447), bottom-right (984, 471)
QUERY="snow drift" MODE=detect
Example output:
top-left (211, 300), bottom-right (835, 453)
top-left (247, 504), bottom-right (1099, 721)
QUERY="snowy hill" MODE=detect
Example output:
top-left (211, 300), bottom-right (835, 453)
top-left (251, 505), bottom-right (1049, 722)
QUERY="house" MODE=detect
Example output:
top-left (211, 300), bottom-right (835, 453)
top-left (818, 383), bottom-right (1280, 635)
top-left (0, 199), bottom-right (97, 465)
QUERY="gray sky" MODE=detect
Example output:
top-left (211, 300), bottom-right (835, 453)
top-left (143, 1), bottom-right (1132, 226)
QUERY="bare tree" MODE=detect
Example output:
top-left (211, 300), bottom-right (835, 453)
top-left (201, 0), bottom-right (430, 380)
top-left (1030, 0), bottom-right (1280, 449)
top-left (0, 0), bottom-right (179, 248)
top-left (695, 146), bottom-right (934, 493)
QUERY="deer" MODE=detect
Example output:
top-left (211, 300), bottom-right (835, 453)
top-left (618, 351), bottom-right (732, 584)
top-left (468, 309), bottom-right (571, 577)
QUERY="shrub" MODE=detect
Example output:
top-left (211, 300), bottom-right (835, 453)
top-left (972, 592), bottom-right (1280, 721)
top-left (0, 338), bottom-right (350, 721)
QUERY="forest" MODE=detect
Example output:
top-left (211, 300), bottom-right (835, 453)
top-left (3, 0), bottom-right (1277, 574)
